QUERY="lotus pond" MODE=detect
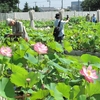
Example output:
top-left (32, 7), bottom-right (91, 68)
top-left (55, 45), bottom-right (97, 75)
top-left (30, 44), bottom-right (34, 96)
top-left (0, 17), bottom-right (100, 100)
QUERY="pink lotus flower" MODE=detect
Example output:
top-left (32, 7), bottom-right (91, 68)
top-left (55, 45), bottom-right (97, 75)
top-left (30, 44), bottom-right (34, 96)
top-left (80, 66), bottom-right (98, 83)
top-left (0, 46), bottom-right (12, 57)
top-left (34, 42), bottom-right (48, 54)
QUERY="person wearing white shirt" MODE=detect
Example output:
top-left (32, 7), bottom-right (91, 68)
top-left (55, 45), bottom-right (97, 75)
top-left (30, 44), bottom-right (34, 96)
top-left (54, 13), bottom-right (69, 43)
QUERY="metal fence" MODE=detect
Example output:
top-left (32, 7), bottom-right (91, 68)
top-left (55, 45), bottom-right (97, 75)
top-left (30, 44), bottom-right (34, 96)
top-left (0, 11), bottom-right (97, 21)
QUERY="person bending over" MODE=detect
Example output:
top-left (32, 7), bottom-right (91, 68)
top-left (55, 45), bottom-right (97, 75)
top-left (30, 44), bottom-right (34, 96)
top-left (5, 18), bottom-right (29, 41)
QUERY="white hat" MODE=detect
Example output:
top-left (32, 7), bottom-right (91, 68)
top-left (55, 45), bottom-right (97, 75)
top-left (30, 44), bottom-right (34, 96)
top-left (6, 18), bottom-right (13, 25)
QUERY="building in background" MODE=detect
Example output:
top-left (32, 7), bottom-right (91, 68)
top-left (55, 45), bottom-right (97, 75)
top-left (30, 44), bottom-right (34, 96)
top-left (39, 7), bottom-right (58, 12)
top-left (71, 1), bottom-right (82, 11)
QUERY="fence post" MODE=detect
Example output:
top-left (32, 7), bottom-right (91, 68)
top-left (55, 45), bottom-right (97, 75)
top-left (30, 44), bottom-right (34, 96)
top-left (97, 10), bottom-right (100, 22)
top-left (29, 10), bottom-right (35, 28)
top-left (74, 10), bottom-right (76, 17)
top-left (59, 9), bottom-right (65, 20)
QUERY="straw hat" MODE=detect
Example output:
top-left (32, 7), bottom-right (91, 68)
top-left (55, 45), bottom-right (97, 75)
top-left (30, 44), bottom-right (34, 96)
top-left (6, 18), bottom-right (13, 25)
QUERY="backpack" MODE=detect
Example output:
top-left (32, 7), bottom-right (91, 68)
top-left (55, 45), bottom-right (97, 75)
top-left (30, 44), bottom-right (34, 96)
top-left (53, 20), bottom-right (61, 37)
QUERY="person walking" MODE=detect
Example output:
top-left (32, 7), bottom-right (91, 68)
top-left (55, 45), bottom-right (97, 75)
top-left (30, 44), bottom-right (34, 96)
top-left (91, 14), bottom-right (97, 23)
top-left (86, 13), bottom-right (91, 22)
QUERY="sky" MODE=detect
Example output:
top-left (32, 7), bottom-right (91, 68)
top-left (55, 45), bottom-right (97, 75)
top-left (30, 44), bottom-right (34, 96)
top-left (19, 0), bottom-right (82, 9)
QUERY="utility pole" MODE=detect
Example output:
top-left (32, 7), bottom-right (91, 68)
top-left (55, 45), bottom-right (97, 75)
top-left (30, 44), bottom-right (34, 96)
top-left (47, 0), bottom-right (51, 11)
top-left (61, 0), bottom-right (63, 9)
top-left (78, 0), bottom-right (80, 11)
top-left (35, 2), bottom-right (37, 7)
top-left (33, 2), bottom-right (37, 7)
top-left (17, 0), bottom-right (20, 12)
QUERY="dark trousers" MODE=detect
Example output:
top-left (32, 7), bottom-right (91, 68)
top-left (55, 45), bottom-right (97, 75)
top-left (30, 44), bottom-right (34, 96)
top-left (54, 35), bottom-right (64, 43)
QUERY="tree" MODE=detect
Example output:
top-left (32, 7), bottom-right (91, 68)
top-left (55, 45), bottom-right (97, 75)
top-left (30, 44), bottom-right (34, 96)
top-left (81, 0), bottom-right (100, 11)
top-left (35, 6), bottom-right (39, 12)
top-left (23, 2), bottom-right (30, 12)
top-left (0, 0), bottom-right (20, 12)
top-left (0, 3), bottom-right (9, 13)
top-left (33, 6), bottom-right (39, 12)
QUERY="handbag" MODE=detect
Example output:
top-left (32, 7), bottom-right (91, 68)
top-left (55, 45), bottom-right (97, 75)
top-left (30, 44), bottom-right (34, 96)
top-left (53, 20), bottom-right (61, 37)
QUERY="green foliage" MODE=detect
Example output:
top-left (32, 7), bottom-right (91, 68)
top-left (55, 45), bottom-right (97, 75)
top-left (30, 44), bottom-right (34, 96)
top-left (0, 0), bottom-right (20, 12)
top-left (56, 83), bottom-right (70, 99)
top-left (64, 17), bottom-right (100, 52)
top-left (46, 83), bottom-right (64, 100)
top-left (0, 18), bottom-right (100, 99)
top-left (31, 89), bottom-right (49, 100)
top-left (81, 0), bottom-right (100, 11)
top-left (23, 2), bottom-right (30, 12)
top-left (78, 95), bottom-right (86, 100)
top-left (47, 42), bottom-right (63, 52)
top-left (0, 3), bottom-right (9, 13)
top-left (33, 6), bottom-right (39, 12)
top-left (11, 66), bottom-right (40, 88)
top-left (0, 78), bottom-right (15, 98)
top-left (81, 54), bottom-right (100, 64)
top-left (85, 81), bottom-right (100, 97)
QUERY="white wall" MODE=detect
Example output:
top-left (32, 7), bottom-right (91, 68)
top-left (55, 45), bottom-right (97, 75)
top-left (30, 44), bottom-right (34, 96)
top-left (0, 11), bottom-right (97, 21)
